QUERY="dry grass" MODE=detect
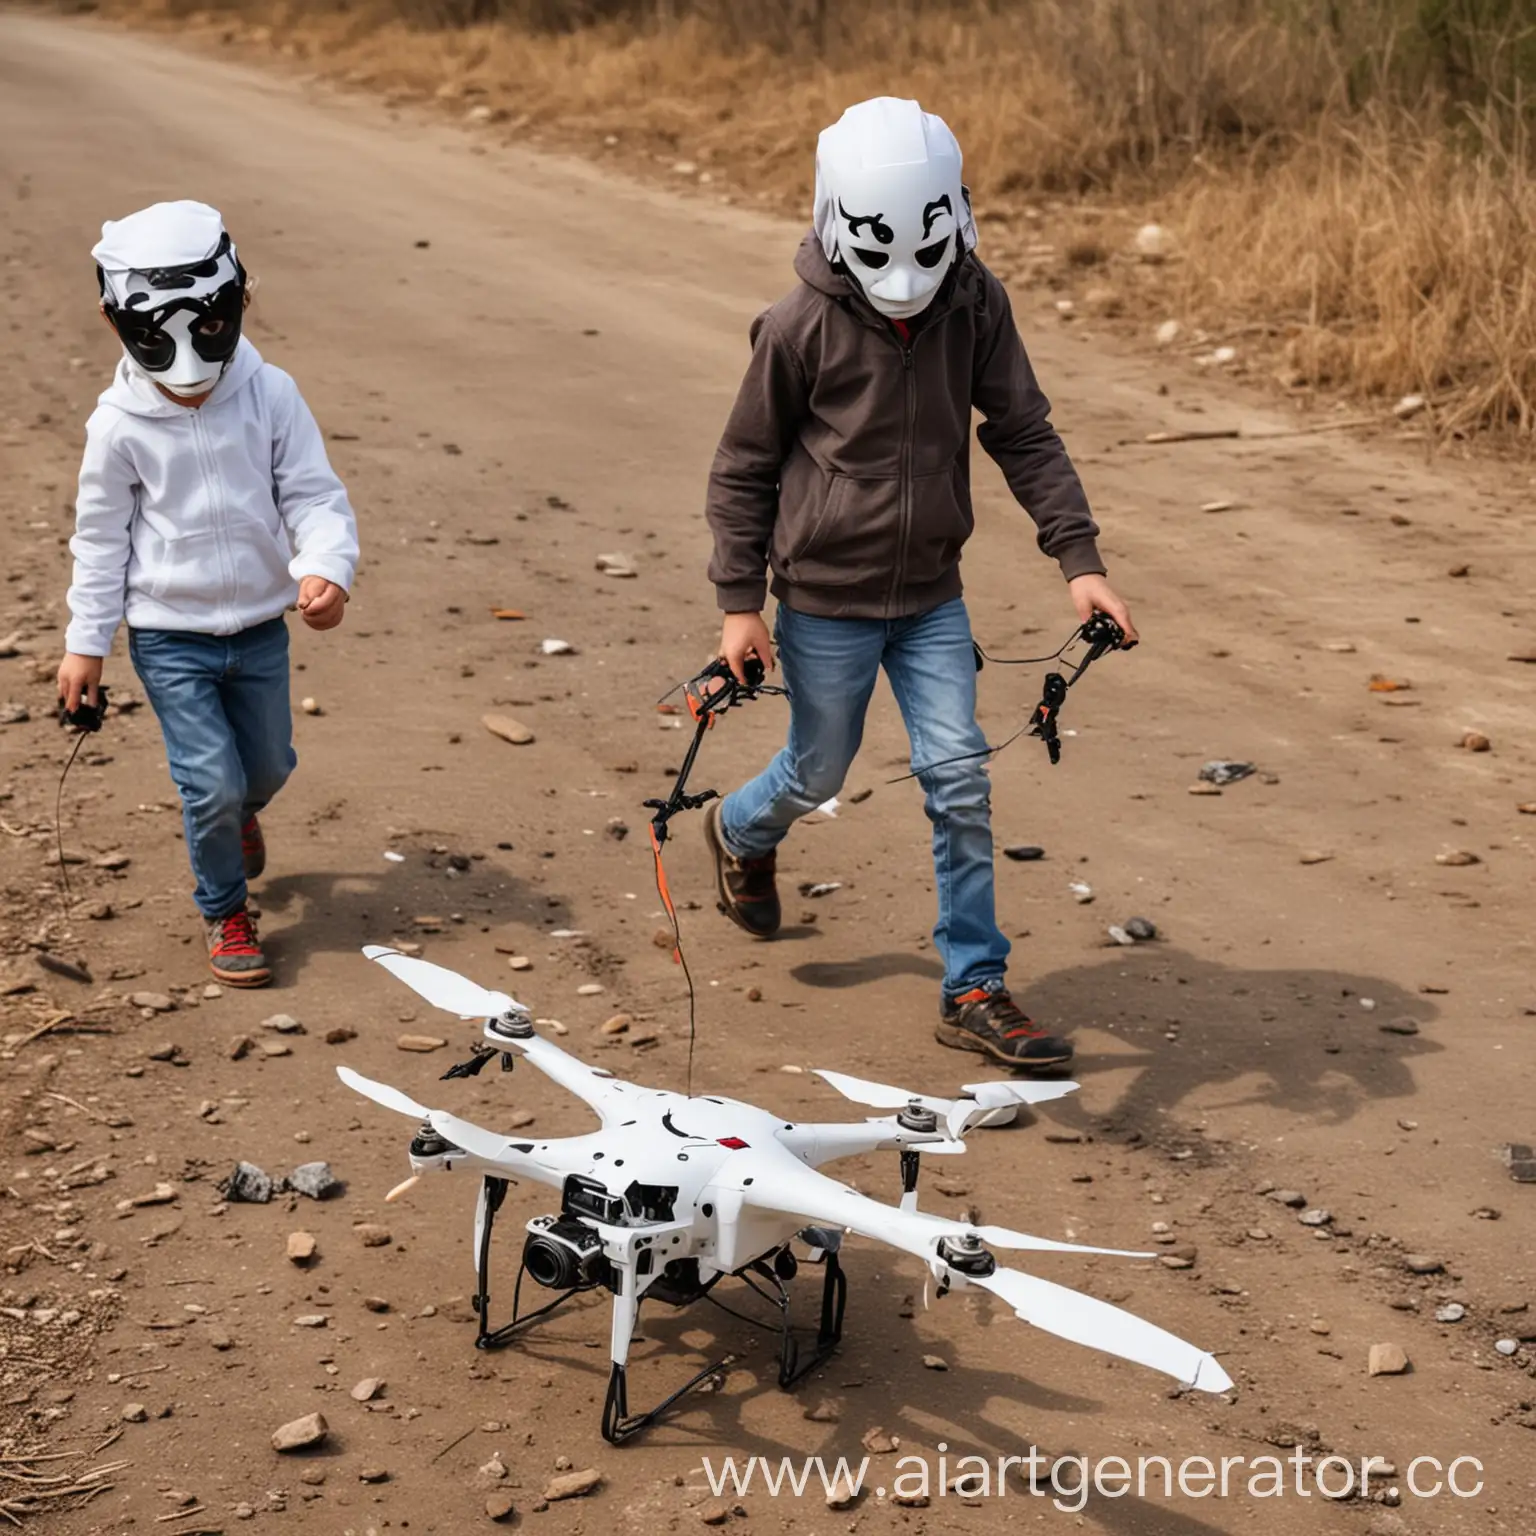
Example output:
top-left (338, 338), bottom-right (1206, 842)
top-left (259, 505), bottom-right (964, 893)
top-left (89, 0), bottom-right (1536, 442)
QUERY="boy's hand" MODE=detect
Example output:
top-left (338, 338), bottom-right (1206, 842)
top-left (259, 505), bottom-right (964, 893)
top-left (1067, 575), bottom-right (1139, 645)
top-left (58, 653), bottom-right (104, 714)
top-left (297, 577), bottom-right (347, 631)
top-left (718, 612), bottom-right (775, 685)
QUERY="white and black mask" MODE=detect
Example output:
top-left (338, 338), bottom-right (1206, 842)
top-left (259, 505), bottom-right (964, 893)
top-left (93, 201), bottom-right (247, 397)
top-left (813, 97), bottom-right (977, 321)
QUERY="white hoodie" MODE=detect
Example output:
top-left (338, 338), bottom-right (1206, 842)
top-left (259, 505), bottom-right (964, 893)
top-left (65, 338), bottom-right (359, 657)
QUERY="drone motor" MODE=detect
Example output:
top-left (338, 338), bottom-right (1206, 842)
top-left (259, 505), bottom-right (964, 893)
top-left (936, 1232), bottom-right (997, 1277)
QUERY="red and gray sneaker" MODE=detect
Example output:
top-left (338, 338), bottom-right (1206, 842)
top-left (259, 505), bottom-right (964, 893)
top-left (241, 815), bottom-right (266, 880)
top-left (703, 802), bottom-right (781, 938)
top-left (936, 986), bottom-right (1073, 1070)
top-left (206, 905), bottom-right (271, 988)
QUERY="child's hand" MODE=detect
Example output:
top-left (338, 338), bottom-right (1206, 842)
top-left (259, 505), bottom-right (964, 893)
top-left (297, 577), bottom-right (348, 631)
top-left (58, 653), bottom-right (105, 714)
top-left (718, 612), bottom-right (775, 685)
top-left (1067, 575), bottom-right (1139, 645)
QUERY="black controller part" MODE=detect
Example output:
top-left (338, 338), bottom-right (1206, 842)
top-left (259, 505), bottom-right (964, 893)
top-left (59, 683), bottom-right (109, 734)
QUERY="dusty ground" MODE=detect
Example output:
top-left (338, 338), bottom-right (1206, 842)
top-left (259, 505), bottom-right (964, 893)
top-left (1, 12), bottom-right (1535, 1536)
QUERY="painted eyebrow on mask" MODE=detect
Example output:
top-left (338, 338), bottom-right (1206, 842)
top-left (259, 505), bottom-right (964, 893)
top-left (838, 199), bottom-right (893, 245)
top-left (922, 195), bottom-right (954, 238)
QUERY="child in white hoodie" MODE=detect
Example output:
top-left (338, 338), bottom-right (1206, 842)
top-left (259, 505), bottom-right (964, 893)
top-left (57, 200), bottom-right (359, 988)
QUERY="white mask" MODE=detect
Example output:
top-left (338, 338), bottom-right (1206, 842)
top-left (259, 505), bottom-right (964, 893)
top-left (813, 97), bottom-right (977, 320)
top-left (92, 200), bottom-right (246, 397)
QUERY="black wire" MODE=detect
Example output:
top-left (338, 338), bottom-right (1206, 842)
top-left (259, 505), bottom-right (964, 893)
top-left (55, 731), bottom-right (89, 916)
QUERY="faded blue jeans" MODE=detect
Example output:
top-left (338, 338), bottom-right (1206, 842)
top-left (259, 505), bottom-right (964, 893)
top-left (719, 597), bottom-right (1009, 1004)
top-left (129, 616), bottom-right (297, 920)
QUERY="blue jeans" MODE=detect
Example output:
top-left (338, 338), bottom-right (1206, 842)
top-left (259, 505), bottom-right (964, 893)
top-left (129, 616), bottom-right (297, 920)
top-left (719, 597), bottom-right (1008, 1003)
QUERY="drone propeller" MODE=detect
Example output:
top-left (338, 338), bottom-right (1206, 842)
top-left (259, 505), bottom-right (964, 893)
top-left (428, 1109), bottom-right (513, 1165)
top-left (814, 1069), bottom-right (1078, 1139)
top-left (336, 1065), bottom-right (432, 1121)
top-left (968, 1265), bottom-right (1233, 1394)
top-left (363, 944), bottom-right (522, 1020)
top-left (967, 1224), bottom-right (1152, 1259)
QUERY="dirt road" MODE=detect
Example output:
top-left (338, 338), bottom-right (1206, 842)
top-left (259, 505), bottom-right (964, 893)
top-left (1, 12), bottom-right (1533, 1534)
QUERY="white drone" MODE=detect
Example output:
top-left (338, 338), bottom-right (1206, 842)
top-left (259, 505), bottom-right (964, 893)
top-left (339, 945), bottom-right (1232, 1443)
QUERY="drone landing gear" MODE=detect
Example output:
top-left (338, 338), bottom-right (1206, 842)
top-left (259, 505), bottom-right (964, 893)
top-left (468, 1177), bottom-right (849, 1444)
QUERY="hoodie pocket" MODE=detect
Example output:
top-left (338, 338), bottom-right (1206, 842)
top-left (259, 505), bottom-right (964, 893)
top-left (774, 458), bottom-right (901, 590)
top-left (903, 464), bottom-right (974, 586)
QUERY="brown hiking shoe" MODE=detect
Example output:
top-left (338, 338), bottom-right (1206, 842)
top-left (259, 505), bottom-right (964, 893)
top-left (241, 815), bottom-right (266, 880)
top-left (936, 987), bottom-right (1072, 1070)
top-left (206, 906), bottom-right (271, 988)
top-left (703, 801), bottom-right (781, 938)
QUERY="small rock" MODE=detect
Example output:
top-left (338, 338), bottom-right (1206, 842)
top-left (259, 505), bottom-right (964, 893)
top-left (826, 1476), bottom-right (860, 1510)
top-left (543, 1468), bottom-right (602, 1502)
top-left (121, 1402), bottom-right (149, 1423)
top-left (486, 1492), bottom-right (517, 1522)
top-left (351, 1377), bottom-right (386, 1402)
top-left (1124, 916), bottom-right (1158, 941)
top-left (1403, 1254), bottom-right (1443, 1275)
top-left (363, 1296), bottom-right (390, 1313)
top-left (1200, 760), bottom-right (1255, 786)
top-left (261, 1013), bottom-right (305, 1034)
top-left (1298, 1209), bottom-right (1333, 1228)
top-left (605, 817), bottom-right (629, 840)
top-left (1380, 1017), bottom-right (1420, 1036)
top-left (539, 638), bottom-right (575, 656)
top-left (799, 881), bottom-right (841, 898)
top-left (293, 1314), bottom-right (328, 1329)
top-left (804, 1400), bottom-right (840, 1423)
top-left (1002, 844), bottom-right (1045, 861)
top-left (1299, 850), bottom-right (1334, 865)
top-left (1435, 849), bottom-right (1480, 866)
top-left (301, 697), bottom-right (322, 716)
top-left (354, 1223), bottom-right (392, 1247)
top-left (272, 1411), bottom-right (328, 1451)
top-left (1495, 1339), bottom-right (1519, 1357)
top-left (1459, 730), bottom-right (1491, 752)
top-left (1155, 318), bottom-right (1182, 346)
top-left (1106, 925), bottom-right (1135, 946)
top-left (507, 955), bottom-right (533, 972)
top-left (921, 1354), bottom-right (948, 1371)
top-left (1134, 222), bottom-right (1171, 261)
top-left (220, 1162), bottom-right (275, 1203)
top-left (203, 984), bottom-right (223, 1000)
top-left (359, 1466), bottom-right (389, 1484)
top-left (324, 1026), bottom-right (358, 1045)
top-left (1393, 393), bottom-right (1427, 420)
top-left (129, 992), bottom-right (176, 1013)
top-left (484, 714), bottom-right (535, 747)
top-left (287, 1232), bottom-right (318, 1264)
top-left (1368, 1344), bottom-right (1410, 1376)
top-left (1069, 881), bottom-right (1094, 903)
top-left (595, 553), bottom-right (636, 578)
top-left (1268, 1189), bottom-right (1308, 1208)
top-left (258, 1038), bottom-right (292, 1058)
top-left (397, 1034), bottom-right (447, 1052)
top-left (861, 1426), bottom-right (899, 1454)
top-left (1435, 1304), bottom-right (1466, 1323)
top-left (576, 983), bottom-right (604, 997)
top-left (600, 1013), bottom-right (631, 1036)
top-left (697, 1503), bottom-right (730, 1526)
top-left (287, 1162), bottom-right (342, 1200)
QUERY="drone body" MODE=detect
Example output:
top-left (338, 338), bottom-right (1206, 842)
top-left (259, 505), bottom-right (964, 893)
top-left (341, 945), bottom-right (1232, 1442)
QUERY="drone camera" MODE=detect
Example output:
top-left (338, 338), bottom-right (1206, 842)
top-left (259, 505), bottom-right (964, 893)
top-left (523, 1214), bottom-right (610, 1291)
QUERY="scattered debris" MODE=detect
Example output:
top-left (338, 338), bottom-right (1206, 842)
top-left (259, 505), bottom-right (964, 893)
top-left (483, 714), bottom-right (535, 746)
top-left (1107, 925), bottom-right (1135, 946)
top-left (220, 1162), bottom-right (276, 1203)
top-left (595, 553), bottom-right (636, 578)
top-left (1069, 881), bottom-right (1094, 904)
top-left (272, 1412), bottom-right (328, 1451)
top-left (921, 1354), bottom-right (948, 1371)
top-left (1393, 394), bottom-right (1427, 420)
top-left (799, 881), bottom-right (841, 898)
top-left (1435, 849), bottom-right (1481, 866)
top-left (1369, 675), bottom-right (1411, 693)
top-left (261, 1013), bottom-right (304, 1034)
top-left (1435, 1304), bottom-right (1466, 1323)
top-left (1403, 1254), bottom-right (1444, 1275)
top-left (1299, 851), bottom-right (1334, 865)
top-left (1368, 1344), bottom-right (1410, 1376)
top-left (1459, 730), bottom-right (1491, 752)
top-left (1124, 916), bottom-right (1158, 941)
top-left (287, 1232), bottom-right (318, 1264)
top-left (398, 1034), bottom-right (447, 1052)
top-left (287, 1163), bottom-right (342, 1200)
top-left (543, 1468), bottom-right (602, 1502)
top-left (1003, 845), bottom-right (1045, 861)
top-left (354, 1223), bottom-right (392, 1247)
top-left (301, 697), bottom-right (322, 716)
top-left (539, 638), bottom-right (576, 656)
top-left (1200, 760), bottom-right (1255, 786)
